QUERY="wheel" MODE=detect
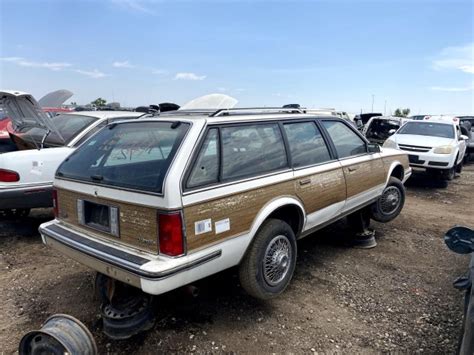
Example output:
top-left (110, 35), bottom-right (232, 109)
top-left (370, 177), bottom-right (405, 223)
top-left (456, 161), bottom-right (463, 174)
top-left (441, 167), bottom-right (455, 181)
top-left (239, 219), bottom-right (297, 300)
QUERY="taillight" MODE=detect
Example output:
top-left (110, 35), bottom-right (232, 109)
top-left (52, 189), bottom-right (59, 217)
top-left (158, 212), bottom-right (184, 256)
top-left (0, 169), bottom-right (20, 182)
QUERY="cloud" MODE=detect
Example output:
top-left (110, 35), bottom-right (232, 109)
top-left (432, 43), bottom-right (474, 74)
top-left (174, 72), bottom-right (206, 80)
top-left (75, 69), bottom-right (108, 79)
top-left (112, 60), bottom-right (135, 68)
top-left (1, 57), bottom-right (71, 71)
top-left (430, 85), bottom-right (474, 92)
top-left (110, 0), bottom-right (156, 15)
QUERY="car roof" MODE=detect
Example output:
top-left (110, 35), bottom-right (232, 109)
top-left (61, 111), bottom-right (143, 119)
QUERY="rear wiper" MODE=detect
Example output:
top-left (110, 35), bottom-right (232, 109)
top-left (90, 174), bottom-right (104, 182)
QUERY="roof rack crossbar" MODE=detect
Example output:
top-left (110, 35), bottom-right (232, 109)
top-left (210, 107), bottom-right (305, 117)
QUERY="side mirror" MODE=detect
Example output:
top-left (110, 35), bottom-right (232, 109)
top-left (367, 143), bottom-right (381, 153)
top-left (460, 135), bottom-right (469, 140)
top-left (445, 226), bottom-right (474, 254)
top-left (388, 129), bottom-right (396, 135)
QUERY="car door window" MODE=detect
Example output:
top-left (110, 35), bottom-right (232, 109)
top-left (221, 123), bottom-right (287, 180)
top-left (74, 121), bottom-right (107, 147)
top-left (283, 122), bottom-right (331, 167)
top-left (322, 121), bottom-right (367, 158)
top-left (187, 129), bottom-right (219, 188)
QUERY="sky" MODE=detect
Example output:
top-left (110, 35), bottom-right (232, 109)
top-left (0, 0), bottom-right (473, 115)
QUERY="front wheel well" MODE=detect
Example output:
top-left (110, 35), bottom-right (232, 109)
top-left (266, 204), bottom-right (304, 237)
top-left (390, 164), bottom-right (404, 181)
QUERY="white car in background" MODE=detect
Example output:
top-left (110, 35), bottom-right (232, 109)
top-left (383, 118), bottom-right (467, 181)
top-left (0, 90), bottom-right (142, 217)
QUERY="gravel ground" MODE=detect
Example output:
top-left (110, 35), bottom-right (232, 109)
top-left (0, 163), bottom-right (473, 353)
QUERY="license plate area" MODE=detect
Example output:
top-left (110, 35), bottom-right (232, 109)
top-left (77, 199), bottom-right (120, 237)
top-left (409, 154), bottom-right (425, 164)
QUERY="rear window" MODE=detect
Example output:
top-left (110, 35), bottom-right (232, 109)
top-left (398, 122), bottom-right (454, 139)
top-left (57, 121), bottom-right (189, 193)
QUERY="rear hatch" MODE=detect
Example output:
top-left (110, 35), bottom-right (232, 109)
top-left (0, 90), bottom-right (65, 149)
top-left (54, 120), bottom-right (190, 254)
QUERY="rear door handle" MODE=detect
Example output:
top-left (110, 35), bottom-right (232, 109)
top-left (299, 178), bottom-right (311, 186)
top-left (348, 166), bottom-right (359, 172)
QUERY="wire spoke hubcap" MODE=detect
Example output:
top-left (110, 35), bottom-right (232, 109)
top-left (263, 235), bottom-right (292, 286)
top-left (380, 186), bottom-right (401, 215)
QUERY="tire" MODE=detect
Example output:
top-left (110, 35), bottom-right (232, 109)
top-left (441, 167), bottom-right (455, 181)
top-left (456, 161), bottom-right (463, 174)
top-left (239, 219), bottom-right (297, 300)
top-left (370, 177), bottom-right (405, 223)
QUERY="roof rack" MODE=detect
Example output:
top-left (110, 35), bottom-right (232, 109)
top-left (210, 107), bottom-right (305, 117)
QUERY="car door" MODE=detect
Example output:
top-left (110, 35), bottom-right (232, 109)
top-left (282, 121), bottom-right (346, 231)
top-left (320, 120), bottom-right (386, 213)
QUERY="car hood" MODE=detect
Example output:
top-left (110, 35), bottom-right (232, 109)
top-left (393, 134), bottom-right (454, 147)
top-left (0, 90), bottom-right (64, 143)
top-left (180, 94), bottom-right (238, 110)
top-left (38, 89), bottom-right (73, 108)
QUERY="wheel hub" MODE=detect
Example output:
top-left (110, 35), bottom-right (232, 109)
top-left (380, 186), bottom-right (401, 215)
top-left (263, 235), bottom-right (291, 286)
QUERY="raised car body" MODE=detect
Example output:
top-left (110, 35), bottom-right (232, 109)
top-left (39, 109), bottom-right (411, 298)
top-left (0, 92), bottom-right (143, 211)
top-left (363, 116), bottom-right (409, 145)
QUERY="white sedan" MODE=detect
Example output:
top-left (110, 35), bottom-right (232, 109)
top-left (0, 90), bottom-right (142, 217)
top-left (383, 118), bottom-right (467, 181)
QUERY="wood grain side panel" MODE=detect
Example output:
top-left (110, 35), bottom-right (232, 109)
top-left (183, 180), bottom-right (296, 251)
top-left (295, 168), bottom-right (346, 214)
top-left (57, 188), bottom-right (158, 253)
top-left (382, 154), bottom-right (410, 176)
top-left (344, 158), bottom-right (386, 197)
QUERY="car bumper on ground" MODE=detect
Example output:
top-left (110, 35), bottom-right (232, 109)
top-left (39, 221), bottom-right (224, 295)
top-left (0, 184), bottom-right (53, 209)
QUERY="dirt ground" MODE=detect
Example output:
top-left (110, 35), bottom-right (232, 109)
top-left (1, 164), bottom-right (473, 354)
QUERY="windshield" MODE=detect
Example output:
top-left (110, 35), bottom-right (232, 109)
top-left (57, 121), bottom-right (189, 193)
top-left (397, 122), bottom-right (454, 139)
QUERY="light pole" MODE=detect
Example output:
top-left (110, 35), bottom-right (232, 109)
top-left (371, 94), bottom-right (375, 112)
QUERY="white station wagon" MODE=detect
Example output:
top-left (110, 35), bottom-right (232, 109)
top-left (40, 108), bottom-right (411, 300)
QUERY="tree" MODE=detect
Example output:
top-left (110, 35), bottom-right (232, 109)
top-left (91, 97), bottom-right (107, 107)
top-left (394, 108), bottom-right (410, 117)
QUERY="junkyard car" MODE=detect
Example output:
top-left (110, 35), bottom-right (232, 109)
top-left (459, 116), bottom-right (474, 160)
top-left (363, 115), bottom-right (409, 145)
top-left (0, 90), bottom-right (142, 217)
top-left (383, 118), bottom-right (467, 181)
top-left (39, 108), bottom-right (411, 300)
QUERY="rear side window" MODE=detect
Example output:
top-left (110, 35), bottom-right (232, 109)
top-left (187, 129), bottom-right (219, 188)
top-left (221, 124), bottom-right (287, 180)
top-left (283, 122), bottom-right (331, 167)
top-left (57, 121), bottom-right (189, 193)
top-left (322, 121), bottom-right (367, 158)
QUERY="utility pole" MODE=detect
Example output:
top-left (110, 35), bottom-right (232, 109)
top-left (384, 100), bottom-right (387, 116)
top-left (371, 94), bottom-right (375, 112)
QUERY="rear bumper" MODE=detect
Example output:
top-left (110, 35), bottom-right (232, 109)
top-left (0, 184), bottom-right (53, 209)
top-left (39, 221), bottom-right (223, 295)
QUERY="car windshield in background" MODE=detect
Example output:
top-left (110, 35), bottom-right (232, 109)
top-left (397, 122), bottom-right (454, 139)
top-left (19, 114), bottom-right (98, 146)
top-left (57, 121), bottom-right (189, 193)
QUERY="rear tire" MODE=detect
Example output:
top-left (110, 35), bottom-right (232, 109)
top-left (370, 177), bottom-right (405, 223)
top-left (239, 219), bottom-right (297, 300)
